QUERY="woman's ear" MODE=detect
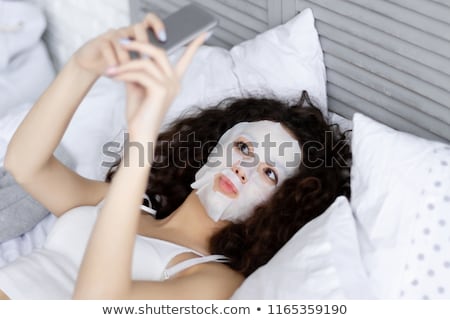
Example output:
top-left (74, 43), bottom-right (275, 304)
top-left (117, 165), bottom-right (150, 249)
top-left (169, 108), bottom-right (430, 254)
top-left (295, 175), bottom-right (329, 217)
top-left (295, 176), bottom-right (321, 202)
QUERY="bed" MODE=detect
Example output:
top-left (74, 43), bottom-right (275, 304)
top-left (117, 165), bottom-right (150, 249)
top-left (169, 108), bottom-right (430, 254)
top-left (0, 0), bottom-right (449, 299)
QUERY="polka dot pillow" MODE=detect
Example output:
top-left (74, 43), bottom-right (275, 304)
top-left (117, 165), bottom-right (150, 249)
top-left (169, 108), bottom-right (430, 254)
top-left (351, 113), bottom-right (450, 299)
top-left (399, 144), bottom-right (450, 299)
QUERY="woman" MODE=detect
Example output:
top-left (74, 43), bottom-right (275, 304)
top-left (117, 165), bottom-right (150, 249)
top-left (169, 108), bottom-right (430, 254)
top-left (0, 14), bottom-right (350, 299)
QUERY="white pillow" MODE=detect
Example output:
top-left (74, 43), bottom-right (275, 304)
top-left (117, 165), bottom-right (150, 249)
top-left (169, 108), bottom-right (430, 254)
top-left (231, 196), bottom-right (373, 299)
top-left (351, 113), bottom-right (450, 299)
top-left (0, 1), bottom-right (55, 113)
top-left (0, 1), bottom-right (46, 67)
top-left (163, 8), bottom-right (327, 127)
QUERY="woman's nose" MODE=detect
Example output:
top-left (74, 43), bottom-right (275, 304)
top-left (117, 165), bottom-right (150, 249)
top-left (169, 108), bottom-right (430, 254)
top-left (232, 164), bottom-right (247, 184)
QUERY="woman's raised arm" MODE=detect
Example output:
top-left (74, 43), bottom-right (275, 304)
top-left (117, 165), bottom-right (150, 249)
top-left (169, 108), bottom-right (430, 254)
top-left (4, 58), bottom-right (107, 216)
top-left (3, 20), bottom-right (165, 216)
top-left (73, 29), bottom-right (207, 299)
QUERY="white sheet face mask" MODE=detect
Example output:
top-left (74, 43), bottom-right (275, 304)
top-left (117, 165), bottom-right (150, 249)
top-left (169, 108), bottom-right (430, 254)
top-left (191, 121), bottom-right (301, 222)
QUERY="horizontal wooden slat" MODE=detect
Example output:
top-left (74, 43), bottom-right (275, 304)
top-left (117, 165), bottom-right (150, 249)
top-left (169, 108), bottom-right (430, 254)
top-left (130, 0), bottom-right (450, 142)
top-left (430, 0), bottom-right (450, 8)
top-left (198, 0), bottom-right (268, 31)
top-left (349, 0), bottom-right (450, 42)
top-left (326, 67), bottom-right (450, 135)
top-left (310, 0), bottom-right (450, 59)
top-left (248, 0), bottom-right (268, 9)
top-left (298, 1), bottom-right (450, 76)
top-left (328, 97), bottom-right (444, 142)
top-left (317, 20), bottom-right (450, 93)
top-left (387, 0), bottom-right (450, 25)
top-left (294, 0), bottom-right (450, 142)
top-left (205, 35), bottom-right (232, 48)
top-left (213, 0), bottom-right (268, 21)
top-left (216, 16), bottom-right (258, 41)
top-left (211, 27), bottom-right (245, 45)
top-left (166, 0), bottom-right (190, 7)
top-left (320, 39), bottom-right (450, 121)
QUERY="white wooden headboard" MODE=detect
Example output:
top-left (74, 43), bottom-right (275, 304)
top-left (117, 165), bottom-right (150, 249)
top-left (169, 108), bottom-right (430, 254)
top-left (34, 0), bottom-right (450, 142)
top-left (130, 0), bottom-right (450, 143)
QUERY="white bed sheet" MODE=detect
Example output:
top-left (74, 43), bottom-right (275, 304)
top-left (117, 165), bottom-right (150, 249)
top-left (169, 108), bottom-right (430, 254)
top-left (0, 214), bottom-right (56, 268)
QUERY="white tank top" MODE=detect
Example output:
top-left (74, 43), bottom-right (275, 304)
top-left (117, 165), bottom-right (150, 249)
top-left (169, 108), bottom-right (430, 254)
top-left (0, 203), bottom-right (227, 299)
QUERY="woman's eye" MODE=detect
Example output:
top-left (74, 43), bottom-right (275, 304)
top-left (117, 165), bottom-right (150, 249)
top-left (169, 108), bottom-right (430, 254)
top-left (264, 167), bottom-right (278, 184)
top-left (235, 141), bottom-right (250, 156)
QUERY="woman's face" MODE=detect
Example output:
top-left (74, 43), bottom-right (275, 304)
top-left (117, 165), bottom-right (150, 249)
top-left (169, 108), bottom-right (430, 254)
top-left (191, 121), bottom-right (301, 222)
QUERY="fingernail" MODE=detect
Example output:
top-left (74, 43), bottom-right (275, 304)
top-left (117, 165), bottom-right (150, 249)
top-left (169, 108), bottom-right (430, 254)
top-left (119, 38), bottom-right (131, 46)
top-left (105, 66), bottom-right (118, 76)
top-left (158, 29), bottom-right (167, 42)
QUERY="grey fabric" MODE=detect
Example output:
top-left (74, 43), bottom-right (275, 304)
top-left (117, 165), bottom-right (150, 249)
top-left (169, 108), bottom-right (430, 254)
top-left (0, 167), bottom-right (49, 242)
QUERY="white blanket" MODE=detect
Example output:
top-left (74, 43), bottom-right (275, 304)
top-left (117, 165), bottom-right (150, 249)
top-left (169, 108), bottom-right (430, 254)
top-left (0, 1), bottom-right (55, 113)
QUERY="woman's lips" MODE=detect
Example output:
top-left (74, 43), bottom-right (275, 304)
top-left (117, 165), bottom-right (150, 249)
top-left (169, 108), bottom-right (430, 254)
top-left (215, 174), bottom-right (238, 198)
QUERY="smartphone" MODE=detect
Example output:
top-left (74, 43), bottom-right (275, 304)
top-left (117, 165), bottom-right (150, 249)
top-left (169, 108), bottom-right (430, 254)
top-left (130, 4), bottom-right (218, 59)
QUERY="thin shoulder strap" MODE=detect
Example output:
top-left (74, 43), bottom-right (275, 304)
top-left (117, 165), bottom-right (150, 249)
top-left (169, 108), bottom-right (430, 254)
top-left (141, 193), bottom-right (156, 216)
top-left (162, 255), bottom-right (229, 280)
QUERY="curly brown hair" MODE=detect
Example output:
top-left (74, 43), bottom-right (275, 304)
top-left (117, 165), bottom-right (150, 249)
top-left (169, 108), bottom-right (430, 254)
top-left (107, 91), bottom-right (351, 277)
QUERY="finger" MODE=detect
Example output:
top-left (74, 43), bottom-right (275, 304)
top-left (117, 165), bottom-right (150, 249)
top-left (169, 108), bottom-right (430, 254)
top-left (111, 41), bottom-right (128, 65)
top-left (109, 41), bottom-right (129, 66)
top-left (115, 59), bottom-right (165, 81)
top-left (142, 13), bottom-right (166, 42)
top-left (113, 71), bottom-right (161, 90)
top-left (115, 14), bottom-right (166, 43)
top-left (134, 22), bottom-right (148, 44)
top-left (110, 25), bottom-right (136, 41)
top-left (113, 29), bottom-right (135, 64)
top-left (175, 33), bottom-right (207, 77)
top-left (121, 41), bottom-right (173, 77)
top-left (99, 27), bottom-right (134, 64)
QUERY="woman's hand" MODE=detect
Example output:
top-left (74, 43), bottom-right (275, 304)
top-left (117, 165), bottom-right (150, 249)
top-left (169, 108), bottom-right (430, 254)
top-left (72, 13), bottom-right (205, 141)
top-left (72, 14), bottom-right (166, 77)
top-left (108, 34), bottom-right (206, 142)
